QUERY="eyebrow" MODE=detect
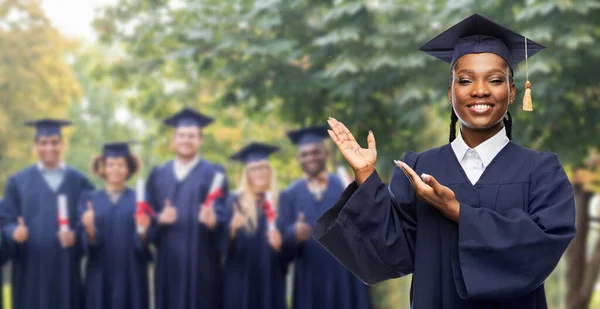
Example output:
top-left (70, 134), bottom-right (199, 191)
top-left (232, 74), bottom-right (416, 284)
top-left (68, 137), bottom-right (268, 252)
top-left (456, 68), bottom-right (508, 75)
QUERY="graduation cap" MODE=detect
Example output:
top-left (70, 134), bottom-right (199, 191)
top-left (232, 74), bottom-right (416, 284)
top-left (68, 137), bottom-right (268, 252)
top-left (419, 13), bottom-right (545, 111)
top-left (230, 142), bottom-right (279, 164)
top-left (102, 142), bottom-right (133, 158)
top-left (287, 125), bottom-right (329, 146)
top-left (23, 118), bottom-right (73, 138)
top-left (163, 107), bottom-right (214, 128)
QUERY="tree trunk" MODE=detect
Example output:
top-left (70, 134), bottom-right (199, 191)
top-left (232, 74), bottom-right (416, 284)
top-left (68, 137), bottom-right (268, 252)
top-left (565, 184), bottom-right (595, 309)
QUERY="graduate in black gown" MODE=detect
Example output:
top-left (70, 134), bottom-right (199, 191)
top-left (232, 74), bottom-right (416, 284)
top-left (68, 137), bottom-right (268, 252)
top-left (0, 119), bottom-right (94, 309)
top-left (145, 107), bottom-right (230, 309)
top-left (278, 126), bottom-right (372, 309)
top-left (222, 142), bottom-right (287, 309)
top-left (79, 142), bottom-right (152, 309)
top-left (314, 14), bottom-right (576, 309)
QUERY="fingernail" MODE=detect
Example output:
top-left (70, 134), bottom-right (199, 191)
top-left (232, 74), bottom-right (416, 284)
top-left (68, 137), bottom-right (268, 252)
top-left (421, 173), bottom-right (431, 181)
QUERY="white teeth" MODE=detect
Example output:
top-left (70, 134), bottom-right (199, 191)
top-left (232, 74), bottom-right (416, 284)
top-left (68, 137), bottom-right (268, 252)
top-left (471, 104), bottom-right (492, 110)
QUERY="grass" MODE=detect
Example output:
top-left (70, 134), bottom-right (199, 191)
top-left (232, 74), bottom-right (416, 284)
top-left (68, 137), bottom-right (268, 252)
top-left (3, 284), bottom-right (10, 309)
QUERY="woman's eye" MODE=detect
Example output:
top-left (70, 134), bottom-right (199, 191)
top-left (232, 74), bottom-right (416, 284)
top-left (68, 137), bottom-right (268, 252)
top-left (458, 79), bottom-right (471, 85)
top-left (490, 79), bottom-right (504, 84)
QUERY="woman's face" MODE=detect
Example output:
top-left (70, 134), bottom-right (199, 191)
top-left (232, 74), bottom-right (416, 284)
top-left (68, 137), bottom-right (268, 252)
top-left (104, 157), bottom-right (129, 186)
top-left (247, 161), bottom-right (271, 192)
top-left (448, 53), bottom-right (516, 131)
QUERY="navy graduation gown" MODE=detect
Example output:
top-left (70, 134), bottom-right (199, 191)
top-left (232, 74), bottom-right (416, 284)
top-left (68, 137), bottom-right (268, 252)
top-left (222, 194), bottom-right (287, 309)
top-left (145, 159), bottom-right (229, 309)
top-left (0, 165), bottom-right (94, 309)
top-left (314, 142), bottom-right (576, 309)
top-left (278, 174), bottom-right (372, 309)
top-left (79, 188), bottom-right (151, 309)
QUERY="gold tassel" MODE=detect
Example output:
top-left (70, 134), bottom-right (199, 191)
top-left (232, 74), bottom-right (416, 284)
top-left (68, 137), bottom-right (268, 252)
top-left (522, 36), bottom-right (533, 111)
top-left (523, 81), bottom-right (532, 111)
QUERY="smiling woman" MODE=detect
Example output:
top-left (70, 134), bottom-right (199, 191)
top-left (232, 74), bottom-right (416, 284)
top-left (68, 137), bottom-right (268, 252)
top-left (313, 13), bottom-right (576, 309)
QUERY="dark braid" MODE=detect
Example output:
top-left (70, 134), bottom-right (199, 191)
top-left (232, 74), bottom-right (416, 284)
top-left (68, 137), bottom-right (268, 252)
top-left (449, 108), bottom-right (459, 143)
top-left (503, 111), bottom-right (513, 140)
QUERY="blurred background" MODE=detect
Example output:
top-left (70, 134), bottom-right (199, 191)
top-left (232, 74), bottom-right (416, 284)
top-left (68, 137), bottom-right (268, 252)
top-left (1, 0), bottom-right (599, 308)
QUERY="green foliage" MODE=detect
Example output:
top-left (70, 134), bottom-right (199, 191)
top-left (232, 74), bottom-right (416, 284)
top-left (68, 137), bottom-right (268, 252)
top-left (0, 0), bottom-right (82, 194)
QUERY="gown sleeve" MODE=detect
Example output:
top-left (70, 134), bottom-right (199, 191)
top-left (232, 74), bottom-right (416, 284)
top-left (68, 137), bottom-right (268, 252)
top-left (144, 167), bottom-right (161, 245)
top-left (1, 177), bottom-right (22, 255)
top-left (453, 151), bottom-right (576, 300)
top-left (277, 189), bottom-right (302, 265)
top-left (313, 151), bottom-right (419, 285)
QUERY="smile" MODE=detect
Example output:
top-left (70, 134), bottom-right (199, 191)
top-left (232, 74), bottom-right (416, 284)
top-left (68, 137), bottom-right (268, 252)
top-left (467, 104), bottom-right (494, 113)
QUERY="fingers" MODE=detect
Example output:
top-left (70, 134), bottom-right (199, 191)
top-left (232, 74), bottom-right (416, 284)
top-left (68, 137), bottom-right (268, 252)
top-left (297, 212), bottom-right (305, 223)
top-left (421, 173), bottom-right (440, 190)
top-left (367, 130), bottom-right (376, 150)
top-left (165, 199), bottom-right (172, 208)
top-left (335, 120), bottom-right (357, 144)
top-left (328, 129), bottom-right (342, 147)
top-left (18, 217), bottom-right (25, 226)
top-left (87, 201), bottom-right (94, 211)
top-left (395, 160), bottom-right (421, 186)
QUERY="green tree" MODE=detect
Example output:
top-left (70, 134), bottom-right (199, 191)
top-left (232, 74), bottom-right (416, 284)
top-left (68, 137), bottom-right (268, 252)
top-left (0, 0), bottom-right (82, 193)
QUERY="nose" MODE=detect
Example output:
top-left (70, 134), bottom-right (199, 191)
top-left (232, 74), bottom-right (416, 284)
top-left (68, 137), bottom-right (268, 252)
top-left (470, 80), bottom-right (491, 98)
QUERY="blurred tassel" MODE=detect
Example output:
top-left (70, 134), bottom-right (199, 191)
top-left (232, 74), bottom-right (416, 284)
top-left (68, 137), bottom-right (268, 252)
top-left (522, 37), bottom-right (533, 111)
top-left (523, 81), bottom-right (532, 111)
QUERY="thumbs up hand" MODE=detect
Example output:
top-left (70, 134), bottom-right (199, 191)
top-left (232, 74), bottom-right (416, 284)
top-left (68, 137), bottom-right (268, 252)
top-left (159, 199), bottom-right (177, 225)
top-left (267, 228), bottom-right (282, 252)
top-left (82, 202), bottom-right (95, 230)
top-left (13, 217), bottom-right (28, 244)
top-left (229, 203), bottom-right (246, 237)
top-left (58, 229), bottom-right (76, 248)
top-left (82, 201), bottom-right (97, 241)
top-left (294, 212), bottom-right (311, 243)
top-left (199, 205), bottom-right (217, 230)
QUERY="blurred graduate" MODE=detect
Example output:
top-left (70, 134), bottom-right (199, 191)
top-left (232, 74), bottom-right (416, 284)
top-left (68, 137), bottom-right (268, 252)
top-left (222, 142), bottom-right (287, 309)
top-left (278, 126), bottom-right (372, 309)
top-left (145, 107), bottom-right (230, 309)
top-left (0, 119), bottom-right (94, 309)
top-left (79, 142), bottom-right (152, 309)
top-left (314, 14), bottom-right (576, 309)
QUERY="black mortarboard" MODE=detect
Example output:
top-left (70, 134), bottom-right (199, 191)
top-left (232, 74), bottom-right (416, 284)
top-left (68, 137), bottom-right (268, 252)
top-left (23, 118), bottom-right (73, 138)
top-left (287, 125), bottom-right (329, 146)
top-left (102, 142), bottom-right (133, 158)
top-left (419, 13), bottom-right (545, 111)
top-left (230, 142), bottom-right (279, 164)
top-left (163, 107), bottom-right (214, 128)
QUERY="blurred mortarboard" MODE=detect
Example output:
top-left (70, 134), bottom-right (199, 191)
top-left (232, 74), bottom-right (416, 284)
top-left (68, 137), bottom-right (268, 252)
top-left (419, 13), bottom-right (545, 111)
top-left (287, 125), bottom-right (329, 146)
top-left (163, 107), bottom-right (214, 128)
top-left (23, 118), bottom-right (73, 138)
top-left (230, 142), bottom-right (279, 164)
top-left (102, 141), bottom-right (137, 158)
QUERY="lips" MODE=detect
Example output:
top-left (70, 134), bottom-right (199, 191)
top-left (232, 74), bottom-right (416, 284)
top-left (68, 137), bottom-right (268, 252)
top-left (466, 102), bottom-right (494, 114)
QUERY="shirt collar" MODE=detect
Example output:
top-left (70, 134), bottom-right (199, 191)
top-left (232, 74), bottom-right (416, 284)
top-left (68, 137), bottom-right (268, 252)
top-left (37, 161), bottom-right (66, 173)
top-left (451, 127), bottom-right (509, 167)
top-left (174, 156), bottom-right (200, 169)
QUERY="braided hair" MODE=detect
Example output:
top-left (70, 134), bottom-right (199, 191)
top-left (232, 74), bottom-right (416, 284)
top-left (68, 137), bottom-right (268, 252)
top-left (449, 59), bottom-right (514, 143)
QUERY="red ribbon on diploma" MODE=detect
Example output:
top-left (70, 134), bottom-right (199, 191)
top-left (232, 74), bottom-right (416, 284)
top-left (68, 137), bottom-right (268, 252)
top-left (202, 189), bottom-right (223, 208)
top-left (264, 200), bottom-right (275, 224)
top-left (57, 216), bottom-right (69, 226)
top-left (136, 201), bottom-right (156, 217)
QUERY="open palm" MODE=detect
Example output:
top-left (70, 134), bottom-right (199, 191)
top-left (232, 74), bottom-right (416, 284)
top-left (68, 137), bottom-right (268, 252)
top-left (327, 118), bottom-right (377, 171)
